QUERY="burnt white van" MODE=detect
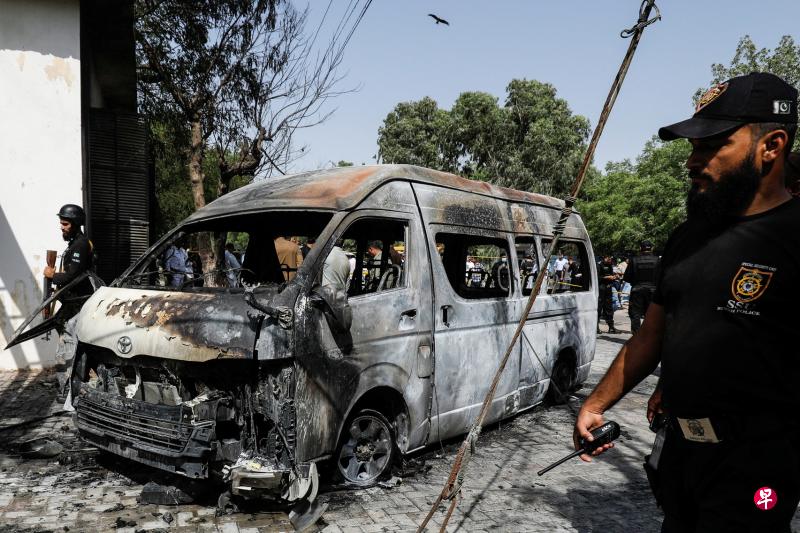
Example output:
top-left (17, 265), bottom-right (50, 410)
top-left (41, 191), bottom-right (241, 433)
top-left (63, 165), bottom-right (597, 502)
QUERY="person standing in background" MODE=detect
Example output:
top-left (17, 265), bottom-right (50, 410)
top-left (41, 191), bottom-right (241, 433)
top-left (274, 236), bottom-right (303, 281)
top-left (623, 241), bottom-right (659, 334)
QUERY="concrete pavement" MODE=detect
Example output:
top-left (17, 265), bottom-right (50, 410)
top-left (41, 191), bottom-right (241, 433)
top-left (1, 310), bottom-right (796, 532)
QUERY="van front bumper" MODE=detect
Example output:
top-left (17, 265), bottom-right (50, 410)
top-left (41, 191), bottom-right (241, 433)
top-left (74, 386), bottom-right (215, 479)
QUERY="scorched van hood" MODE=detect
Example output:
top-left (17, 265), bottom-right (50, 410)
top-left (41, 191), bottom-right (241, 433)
top-left (74, 286), bottom-right (265, 362)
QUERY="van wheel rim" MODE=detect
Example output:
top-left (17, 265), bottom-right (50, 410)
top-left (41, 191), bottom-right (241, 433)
top-left (338, 414), bottom-right (392, 484)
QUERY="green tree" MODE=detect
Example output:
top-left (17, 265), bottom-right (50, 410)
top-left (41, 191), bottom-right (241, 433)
top-left (704, 35), bottom-right (800, 89)
top-left (150, 121), bottom-right (196, 236)
top-left (500, 80), bottom-right (591, 195)
top-left (447, 91), bottom-right (508, 180)
top-left (150, 121), bottom-right (249, 237)
top-left (699, 34), bottom-right (799, 149)
top-left (377, 80), bottom-right (590, 196)
top-left (581, 35), bottom-right (800, 256)
top-left (377, 97), bottom-right (454, 171)
top-left (137, 0), bottom-right (349, 277)
top-left (579, 138), bottom-right (690, 254)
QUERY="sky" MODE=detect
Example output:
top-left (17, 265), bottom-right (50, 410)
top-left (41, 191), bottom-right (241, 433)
top-left (289, 0), bottom-right (800, 174)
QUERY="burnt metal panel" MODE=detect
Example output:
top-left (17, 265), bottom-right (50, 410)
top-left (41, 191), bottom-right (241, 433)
top-left (75, 287), bottom-right (259, 362)
top-left (292, 203), bottom-right (435, 461)
top-left (416, 221), bottom-right (521, 440)
top-left (503, 201), bottom-right (587, 241)
top-left (354, 180), bottom-right (419, 213)
top-left (187, 165), bottom-right (566, 223)
top-left (87, 110), bottom-right (151, 283)
top-left (410, 183), bottom-right (510, 232)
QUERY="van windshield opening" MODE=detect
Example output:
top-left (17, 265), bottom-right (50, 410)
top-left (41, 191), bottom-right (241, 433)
top-left (116, 211), bottom-right (333, 291)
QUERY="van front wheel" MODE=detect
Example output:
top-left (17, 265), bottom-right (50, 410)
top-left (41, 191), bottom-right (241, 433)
top-left (336, 409), bottom-right (396, 486)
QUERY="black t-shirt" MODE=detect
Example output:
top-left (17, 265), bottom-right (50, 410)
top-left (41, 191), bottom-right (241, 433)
top-left (598, 262), bottom-right (614, 287)
top-left (52, 232), bottom-right (94, 296)
top-left (653, 198), bottom-right (800, 416)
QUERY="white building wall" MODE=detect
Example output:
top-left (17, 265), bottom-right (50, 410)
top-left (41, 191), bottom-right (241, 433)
top-left (0, 0), bottom-right (82, 369)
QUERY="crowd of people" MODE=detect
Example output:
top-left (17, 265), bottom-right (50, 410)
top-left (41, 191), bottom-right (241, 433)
top-left (594, 243), bottom-right (658, 334)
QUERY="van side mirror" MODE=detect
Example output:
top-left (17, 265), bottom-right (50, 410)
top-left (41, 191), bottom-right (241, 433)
top-left (309, 286), bottom-right (352, 333)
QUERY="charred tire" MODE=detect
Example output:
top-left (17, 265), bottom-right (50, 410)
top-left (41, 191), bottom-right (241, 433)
top-left (336, 409), bottom-right (396, 486)
top-left (546, 354), bottom-right (578, 404)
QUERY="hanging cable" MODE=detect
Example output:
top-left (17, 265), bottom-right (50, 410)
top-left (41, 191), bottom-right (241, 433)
top-left (415, 2), bottom-right (661, 531)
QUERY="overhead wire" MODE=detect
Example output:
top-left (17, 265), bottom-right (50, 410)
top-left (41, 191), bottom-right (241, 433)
top-left (307, 0), bottom-right (334, 53)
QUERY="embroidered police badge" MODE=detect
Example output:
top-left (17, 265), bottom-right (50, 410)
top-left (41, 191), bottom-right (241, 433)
top-left (731, 266), bottom-right (773, 303)
top-left (696, 82), bottom-right (728, 112)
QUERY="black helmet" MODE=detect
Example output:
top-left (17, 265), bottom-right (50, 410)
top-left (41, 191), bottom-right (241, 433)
top-left (57, 204), bottom-right (85, 226)
top-left (640, 240), bottom-right (654, 251)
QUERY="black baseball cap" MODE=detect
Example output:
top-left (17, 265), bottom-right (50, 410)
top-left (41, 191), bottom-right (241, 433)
top-left (658, 72), bottom-right (798, 141)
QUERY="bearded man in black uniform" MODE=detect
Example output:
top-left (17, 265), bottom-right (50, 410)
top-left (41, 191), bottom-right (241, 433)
top-left (44, 205), bottom-right (93, 295)
top-left (44, 204), bottom-right (94, 368)
top-left (574, 73), bottom-right (799, 532)
top-left (623, 240), bottom-right (659, 334)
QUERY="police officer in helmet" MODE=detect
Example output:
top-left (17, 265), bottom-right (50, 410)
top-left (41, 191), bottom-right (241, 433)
top-left (623, 240), bottom-right (659, 334)
top-left (44, 204), bottom-right (94, 296)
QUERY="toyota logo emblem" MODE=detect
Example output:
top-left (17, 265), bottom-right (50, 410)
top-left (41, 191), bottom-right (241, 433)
top-left (117, 336), bottom-right (132, 354)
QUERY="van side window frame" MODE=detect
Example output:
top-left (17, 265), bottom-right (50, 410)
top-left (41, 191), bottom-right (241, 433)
top-left (512, 236), bottom-right (542, 297)
top-left (316, 212), bottom-right (412, 300)
top-left (540, 238), bottom-right (593, 294)
top-left (432, 229), bottom-right (514, 301)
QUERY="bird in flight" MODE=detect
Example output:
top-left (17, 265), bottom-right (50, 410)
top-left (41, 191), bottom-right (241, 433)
top-left (428, 13), bottom-right (449, 25)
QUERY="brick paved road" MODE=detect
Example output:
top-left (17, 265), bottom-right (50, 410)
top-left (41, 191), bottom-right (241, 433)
top-left (1, 311), bottom-right (797, 532)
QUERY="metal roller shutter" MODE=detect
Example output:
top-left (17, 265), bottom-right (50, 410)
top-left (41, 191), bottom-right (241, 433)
top-left (87, 110), bottom-right (151, 283)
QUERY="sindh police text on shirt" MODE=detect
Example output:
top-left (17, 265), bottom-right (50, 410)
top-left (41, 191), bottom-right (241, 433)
top-left (653, 198), bottom-right (800, 417)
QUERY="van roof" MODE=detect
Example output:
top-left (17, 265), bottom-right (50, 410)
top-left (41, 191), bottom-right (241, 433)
top-left (187, 164), bottom-right (564, 222)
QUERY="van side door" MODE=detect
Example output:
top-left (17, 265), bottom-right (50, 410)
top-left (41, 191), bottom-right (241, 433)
top-left (424, 226), bottom-right (520, 441)
top-left (294, 184), bottom-right (434, 461)
top-left (512, 236), bottom-right (552, 408)
top-left (538, 238), bottom-right (597, 394)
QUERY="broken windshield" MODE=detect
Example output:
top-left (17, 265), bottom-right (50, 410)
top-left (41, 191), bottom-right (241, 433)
top-left (116, 211), bottom-right (333, 291)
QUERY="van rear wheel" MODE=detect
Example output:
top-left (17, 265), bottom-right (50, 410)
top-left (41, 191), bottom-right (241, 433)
top-left (336, 409), bottom-right (396, 486)
top-left (547, 355), bottom-right (577, 404)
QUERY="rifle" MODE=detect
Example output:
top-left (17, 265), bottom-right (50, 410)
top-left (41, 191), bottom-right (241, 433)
top-left (42, 250), bottom-right (57, 319)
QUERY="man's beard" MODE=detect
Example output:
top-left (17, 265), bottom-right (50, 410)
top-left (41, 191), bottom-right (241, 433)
top-left (686, 153), bottom-right (762, 224)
